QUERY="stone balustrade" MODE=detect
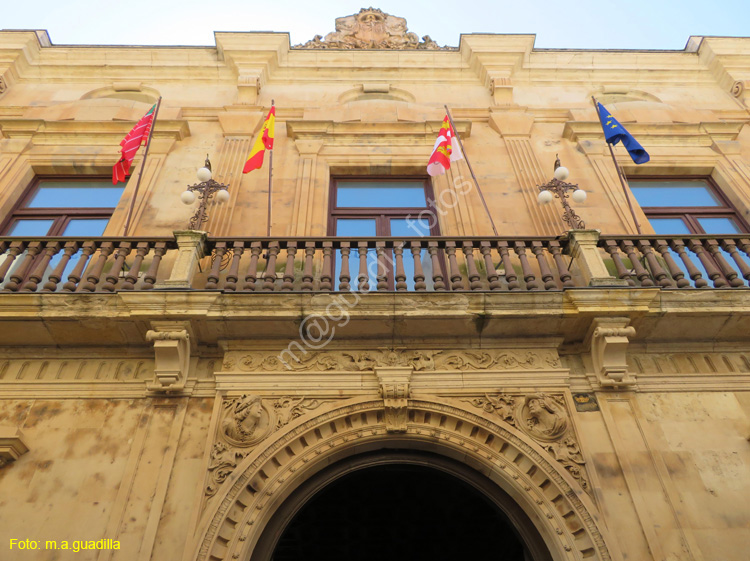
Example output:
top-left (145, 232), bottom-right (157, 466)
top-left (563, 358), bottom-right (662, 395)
top-left (2, 230), bottom-right (749, 293)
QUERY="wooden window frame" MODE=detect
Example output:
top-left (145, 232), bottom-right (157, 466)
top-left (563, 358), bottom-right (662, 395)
top-left (327, 176), bottom-right (441, 237)
top-left (0, 176), bottom-right (121, 236)
top-left (630, 175), bottom-right (750, 234)
top-left (327, 176), bottom-right (442, 290)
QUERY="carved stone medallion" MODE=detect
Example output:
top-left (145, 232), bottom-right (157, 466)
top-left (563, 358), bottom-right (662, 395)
top-left (518, 394), bottom-right (569, 442)
top-left (206, 394), bottom-right (328, 496)
top-left (464, 392), bottom-right (589, 493)
top-left (295, 8), bottom-right (453, 50)
top-left (221, 394), bottom-right (273, 447)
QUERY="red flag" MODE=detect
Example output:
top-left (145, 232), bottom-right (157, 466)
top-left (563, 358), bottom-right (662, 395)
top-left (427, 115), bottom-right (464, 176)
top-left (113, 104), bottom-right (156, 184)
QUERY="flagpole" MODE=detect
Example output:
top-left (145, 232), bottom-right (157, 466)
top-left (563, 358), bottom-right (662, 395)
top-left (444, 105), bottom-right (498, 236)
top-left (591, 96), bottom-right (642, 235)
top-left (266, 100), bottom-right (274, 237)
top-left (123, 96), bottom-right (162, 237)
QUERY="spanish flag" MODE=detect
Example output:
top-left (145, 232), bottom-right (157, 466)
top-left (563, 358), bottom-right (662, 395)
top-left (427, 115), bottom-right (463, 176)
top-left (243, 105), bottom-right (275, 173)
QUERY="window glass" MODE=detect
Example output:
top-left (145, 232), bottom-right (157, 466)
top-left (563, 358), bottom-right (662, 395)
top-left (648, 218), bottom-right (692, 235)
top-left (335, 219), bottom-right (377, 291)
top-left (27, 181), bottom-right (124, 208)
top-left (330, 178), bottom-right (438, 290)
top-left (335, 218), bottom-right (377, 236)
top-left (336, 181), bottom-right (427, 208)
top-left (61, 219), bottom-right (110, 236)
top-left (6, 219), bottom-right (56, 236)
top-left (630, 180), bottom-right (722, 207)
top-left (696, 217), bottom-right (742, 234)
top-left (390, 218), bottom-right (433, 291)
top-left (390, 218), bottom-right (431, 238)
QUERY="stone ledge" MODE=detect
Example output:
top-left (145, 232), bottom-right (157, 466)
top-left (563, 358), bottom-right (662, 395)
top-left (0, 289), bottom-right (748, 348)
top-left (0, 426), bottom-right (29, 467)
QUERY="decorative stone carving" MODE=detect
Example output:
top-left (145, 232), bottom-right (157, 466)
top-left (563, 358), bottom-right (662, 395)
top-left (195, 399), bottom-right (611, 561)
top-left (206, 395), bottom-right (327, 496)
top-left (467, 393), bottom-right (516, 426)
top-left (464, 392), bottom-right (589, 493)
top-left (295, 8), bottom-right (454, 50)
top-left (221, 394), bottom-right (272, 446)
top-left (586, 317), bottom-right (637, 388)
top-left (0, 427), bottom-right (29, 468)
top-left (223, 349), bottom-right (562, 373)
top-left (375, 367), bottom-right (412, 432)
top-left (145, 321), bottom-right (193, 393)
top-left (0, 76), bottom-right (6, 94)
top-left (731, 80), bottom-right (749, 106)
top-left (519, 394), bottom-right (569, 442)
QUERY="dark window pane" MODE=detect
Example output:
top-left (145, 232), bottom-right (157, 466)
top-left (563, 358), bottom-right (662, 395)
top-left (630, 180), bottom-right (721, 207)
top-left (648, 218), bottom-right (692, 235)
top-left (27, 181), bottom-right (124, 208)
top-left (696, 217), bottom-right (742, 234)
top-left (337, 181), bottom-right (427, 208)
top-left (6, 219), bottom-right (55, 236)
top-left (62, 219), bottom-right (110, 236)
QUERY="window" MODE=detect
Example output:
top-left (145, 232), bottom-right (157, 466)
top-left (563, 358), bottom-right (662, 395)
top-left (629, 177), bottom-right (749, 285)
top-left (329, 178), bottom-right (440, 290)
top-left (1, 177), bottom-right (125, 237)
top-left (629, 178), bottom-right (748, 235)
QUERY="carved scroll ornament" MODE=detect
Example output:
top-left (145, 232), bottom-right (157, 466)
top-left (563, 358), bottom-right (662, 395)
top-left (295, 8), bottom-right (453, 50)
top-left (223, 349), bottom-right (562, 373)
top-left (587, 317), bottom-right (637, 388)
top-left (375, 367), bottom-right (412, 432)
top-left (145, 322), bottom-right (192, 393)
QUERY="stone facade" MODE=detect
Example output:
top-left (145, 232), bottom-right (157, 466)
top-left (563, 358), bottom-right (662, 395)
top-left (1, 11), bottom-right (750, 561)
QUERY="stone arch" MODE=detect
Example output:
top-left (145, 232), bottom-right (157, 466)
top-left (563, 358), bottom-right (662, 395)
top-left (192, 397), bottom-right (614, 561)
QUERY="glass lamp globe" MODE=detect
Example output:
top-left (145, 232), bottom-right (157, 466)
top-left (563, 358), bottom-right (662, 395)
top-left (538, 190), bottom-right (554, 205)
top-left (571, 189), bottom-right (587, 204)
top-left (553, 166), bottom-right (569, 181)
top-left (215, 189), bottom-right (230, 204)
top-left (196, 167), bottom-right (212, 182)
top-left (180, 190), bottom-right (196, 205)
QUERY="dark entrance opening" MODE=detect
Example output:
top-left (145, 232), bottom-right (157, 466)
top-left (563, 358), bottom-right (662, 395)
top-left (259, 452), bottom-right (550, 561)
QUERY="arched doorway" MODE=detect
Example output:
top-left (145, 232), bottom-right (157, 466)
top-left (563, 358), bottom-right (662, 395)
top-left (252, 451), bottom-right (553, 561)
top-left (193, 398), bottom-right (612, 561)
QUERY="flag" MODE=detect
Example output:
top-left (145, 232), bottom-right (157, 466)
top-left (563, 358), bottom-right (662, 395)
top-left (427, 115), bottom-right (464, 176)
top-left (112, 104), bottom-right (156, 184)
top-left (243, 106), bottom-right (276, 173)
top-left (595, 102), bottom-right (650, 164)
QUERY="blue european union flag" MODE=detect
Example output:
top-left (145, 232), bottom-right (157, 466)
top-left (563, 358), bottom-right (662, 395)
top-left (596, 102), bottom-right (650, 164)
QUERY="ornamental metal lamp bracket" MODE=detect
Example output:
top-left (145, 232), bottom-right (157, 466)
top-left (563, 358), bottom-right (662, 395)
top-left (181, 156), bottom-right (230, 231)
top-left (537, 155), bottom-right (587, 231)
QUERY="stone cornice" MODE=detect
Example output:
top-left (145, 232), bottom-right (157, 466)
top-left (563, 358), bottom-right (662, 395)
top-left (563, 120), bottom-right (746, 146)
top-left (0, 289), bottom-right (748, 348)
top-left (285, 119), bottom-right (472, 143)
top-left (0, 118), bottom-right (190, 144)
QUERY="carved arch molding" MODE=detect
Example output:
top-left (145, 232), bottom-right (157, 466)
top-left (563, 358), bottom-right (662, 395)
top-left (192, 398), bottom-right (613, 561)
